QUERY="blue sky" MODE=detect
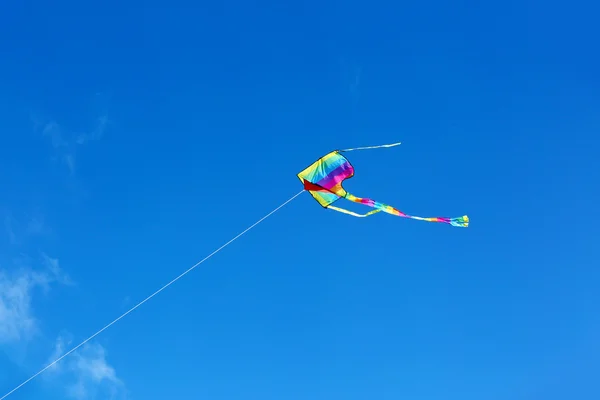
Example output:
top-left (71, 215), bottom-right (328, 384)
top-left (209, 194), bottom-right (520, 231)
top-left (1, 0), bottom-right (599, 399)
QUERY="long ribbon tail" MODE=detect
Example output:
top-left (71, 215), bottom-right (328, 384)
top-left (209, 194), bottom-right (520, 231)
top-left (344, 193), bottom-right (469, 227)
top-left (340, 142), bottom-right (402, 152)
top-left (327, 205), bottom-right (382, 218)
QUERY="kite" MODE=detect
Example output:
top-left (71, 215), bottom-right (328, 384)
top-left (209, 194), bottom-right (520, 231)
top-left (297, 142), bottom-right (469, 227)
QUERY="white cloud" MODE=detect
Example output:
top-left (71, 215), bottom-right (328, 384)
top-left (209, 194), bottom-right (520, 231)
top-left (76, 115), bottom-right (108, 145)
top-left (42, 121), bottom-right (67, 149)
top-left (49, 335), bottom-right (126, 400)
top-left (46, 332), bottom-right (72, 373)
top-left (65, 154), bottom-right (76, 174)
top-left (0, 270), bottom-right (37, 343)
top-left (0, 258), bottom-right (125, 399)
top-left (41, 253), bottom-right (74, 287)
top-left (0, 257), bottom-right (73, 344)
top-left (37, 114), bottom-right (109, 174)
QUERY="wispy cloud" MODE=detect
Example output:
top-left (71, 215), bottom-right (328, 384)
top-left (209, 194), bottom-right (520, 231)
top-left (42, 121), bottom-right (67, 149)
top-left (76, 115), bottom-right (108, 145)
top-left (41, 253), bottom-right (75, 287)
top-left (0, 213), bottom-right (67, 345)
top-left (0, 270), bottom-right (37, 343)
top-left (3, 210), bottom-right (51, 246)
top-left (0, 243), bottom-right (123, 399)
top-left (47, 332), bottom-right (73, 373)
top-left (0, 256), bottom-right (72, 344)
top-left (49, 335), bottom-right (126, 400)
top-left (36, 114), bottom-right (109, 174)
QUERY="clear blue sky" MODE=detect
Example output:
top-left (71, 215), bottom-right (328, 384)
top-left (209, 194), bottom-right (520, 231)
top-left (1, 1), bottom-right (599, 399)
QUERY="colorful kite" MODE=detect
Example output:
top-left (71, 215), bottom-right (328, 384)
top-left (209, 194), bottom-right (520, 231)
top-left (297, 142), bottom-right (469, 227)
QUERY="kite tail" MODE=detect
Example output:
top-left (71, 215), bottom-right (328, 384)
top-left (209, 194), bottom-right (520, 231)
top-left (344, 193), bottom-right (469, 227)
top-left (327, 205), bottom-right (382, 218)
top-left (340, 142), bottom-right (402, 152)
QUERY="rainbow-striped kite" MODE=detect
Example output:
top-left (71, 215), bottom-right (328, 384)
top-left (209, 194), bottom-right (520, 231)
top-left (297, 142), bottom-right (469, 227)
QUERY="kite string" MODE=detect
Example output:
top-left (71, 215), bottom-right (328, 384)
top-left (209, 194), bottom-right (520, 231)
top-left (340, 142), bottom-right (402, 152)
top-left (0, 189), bottom-right (305, 400)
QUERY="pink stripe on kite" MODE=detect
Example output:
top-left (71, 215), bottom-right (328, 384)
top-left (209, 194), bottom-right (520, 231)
top-left (316, 163), bottom-right (353, 190)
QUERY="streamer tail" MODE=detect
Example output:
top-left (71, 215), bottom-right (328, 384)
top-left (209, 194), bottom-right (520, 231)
top-left (344, 193), bottom-right (469, 227)
top-left (340, 142), bottom-right (402, 152)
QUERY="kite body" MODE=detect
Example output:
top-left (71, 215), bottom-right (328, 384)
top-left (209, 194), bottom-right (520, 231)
top-left (297, 144), bottom-right (469, 227)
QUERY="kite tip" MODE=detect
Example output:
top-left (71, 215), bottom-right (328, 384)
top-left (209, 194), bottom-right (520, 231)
top-left (450, 215), bottom-right (469, 227)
